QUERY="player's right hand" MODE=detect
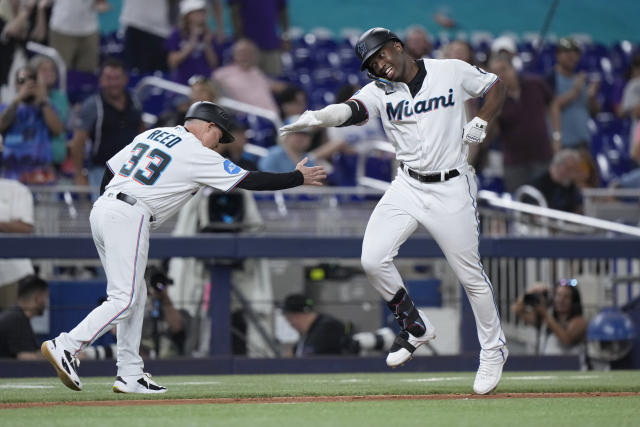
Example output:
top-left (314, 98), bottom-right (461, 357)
top-left (279, 110), bottom-right (321, 136)
top-left (296, 157), bottom-right (327, 186)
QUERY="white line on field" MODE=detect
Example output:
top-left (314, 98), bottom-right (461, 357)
top-left (402, 377), bottom-right (467, 383)
top-left (0, 384), bottom-right (55, 389)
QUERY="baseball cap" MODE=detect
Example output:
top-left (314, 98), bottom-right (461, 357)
top-left (180, 0), bottom-right (206, 16)
top-left (491, 36), bottom-right (517, 55)
top-left (557, 37), bottom-right (580, 52)
top-left (281, 294), bottom-right (314, 313)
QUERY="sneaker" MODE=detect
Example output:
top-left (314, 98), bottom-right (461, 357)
top-left (473, 346), bottom-right (509, 395)
top-left (113, 373), bottom-right (167, 394)
top-left (41, 339), bottom-right (82, 391)
top-left (386, 312), bottom-right (436, 368)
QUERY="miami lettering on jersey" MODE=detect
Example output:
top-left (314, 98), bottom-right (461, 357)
top-left (386, 88), bottom-right (455, 121)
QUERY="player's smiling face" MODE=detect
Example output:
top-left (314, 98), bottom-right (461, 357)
top-left (368, 42), bottom-right (405, 81)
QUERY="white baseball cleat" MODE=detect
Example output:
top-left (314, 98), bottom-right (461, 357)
top-left (473, 346), bottom-right (509, 395)
top-left (386, 312), bottom-right (436, 368)
top-left (113, 373), bottom-right (167, 394)
top-left (41, 339), bottom-right (83, 391)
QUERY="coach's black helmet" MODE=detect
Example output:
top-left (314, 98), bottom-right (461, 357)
top-left (355, 27), bottom-right (403, 71)
top-left (184, 101), bottom-right (235, 144)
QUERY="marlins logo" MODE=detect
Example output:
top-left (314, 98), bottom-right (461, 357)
top-left (223, 160), bottom-right (241, 175)
top-left (357, 41), bottom-right (368, 57)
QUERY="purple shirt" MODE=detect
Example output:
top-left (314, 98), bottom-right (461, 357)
top-left (228, 0), bottom-right (285, 50)
top-left (165, 29), bottom-right (217, 85)
top-left (497, 76), bottom-right (554, 166)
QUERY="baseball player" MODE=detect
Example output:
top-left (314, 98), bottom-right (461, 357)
top-left (280, 28), bottom-right (508, 394)
top-left (42, 101), bottom-right (326, 393)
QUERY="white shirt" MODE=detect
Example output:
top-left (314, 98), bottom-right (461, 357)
top-left (119, 0), bottom-right (171, 38)
top-left (0, 179), bottom-right (34, 286)
top-left (352, 58), bottom-right (498, 173)
top-left (106, 126), bottom-right (248, 228)
top-left (50, 0), bottom-right (99, 36)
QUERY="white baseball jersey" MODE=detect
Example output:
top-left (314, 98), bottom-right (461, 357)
top-left (105, 126), bottom-right (249, 227)
top-left (352, 58), bottom-right (498, 173)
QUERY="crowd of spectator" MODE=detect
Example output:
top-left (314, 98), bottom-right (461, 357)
top-left (1, 1), bottom-right (638, 209)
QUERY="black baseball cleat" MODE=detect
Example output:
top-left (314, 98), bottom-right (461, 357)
top-left (113, 373), bottom-right (167, 394)
top-left (41, 339), bottom-right (83, 391)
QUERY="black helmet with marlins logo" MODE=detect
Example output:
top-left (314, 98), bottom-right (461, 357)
top-left (355, 27), bottom-right (403, 72)
top-left (184, 101), bottom-right (235, 144)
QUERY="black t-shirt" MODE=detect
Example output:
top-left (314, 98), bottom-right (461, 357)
top-left (0, 306), bottom-right (38, 358)
top-left (296, 313), bottom-right (349, 356)
top-left (527, 170), bottom-right (582, 213)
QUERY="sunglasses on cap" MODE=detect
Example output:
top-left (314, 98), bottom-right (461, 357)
top-left (559, 278), bottom-right (578, 287)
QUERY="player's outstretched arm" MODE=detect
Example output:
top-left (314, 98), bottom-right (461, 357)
top-left (295, 157), bottom-right (327, 186)
top-left (279, 103), bottom-right (352, 136)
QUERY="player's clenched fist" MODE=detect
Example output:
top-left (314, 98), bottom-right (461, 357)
top-left (279, 110), bottom-right (321, 136)
top-left (296, 157), bottom-right (326, 186)
top-left (462, 117), bottom-right (488, 145)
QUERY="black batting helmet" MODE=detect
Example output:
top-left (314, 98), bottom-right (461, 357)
top-left (184, 101), bottom-right (235, 144)
top-left (355, 27), bottom-right (403, 71)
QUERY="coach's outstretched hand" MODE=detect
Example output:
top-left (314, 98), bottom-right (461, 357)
top-left (296, 157), bottom-right (326, 186)
top-left (279, 110), bottom-right (321, 136)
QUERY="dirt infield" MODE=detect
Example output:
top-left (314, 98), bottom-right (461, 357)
top-left (2, 392), bottom-right (639, 409)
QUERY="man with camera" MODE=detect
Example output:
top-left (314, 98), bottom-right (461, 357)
top-left (0, 65), bottom-right (63, 184)
top-left (512, 280), bottom-right (587, 357)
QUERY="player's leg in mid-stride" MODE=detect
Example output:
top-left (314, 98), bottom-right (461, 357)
top-left (418, 170), bottom-right (507, 394)
top-left (41, 197), bottom-right (166, 393)
top-left (361, 179), bottom-right (437, 368)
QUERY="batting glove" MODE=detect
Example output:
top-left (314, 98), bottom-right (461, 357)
top-left (279, 110), bottom-right (321, 136)
top-left (462, 117), bottom-right (488, 145)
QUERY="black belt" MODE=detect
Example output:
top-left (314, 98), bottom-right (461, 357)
top-left (400, 162), bottom-right (460, 183)
top-left (116, 192), bottom-right (155, 222)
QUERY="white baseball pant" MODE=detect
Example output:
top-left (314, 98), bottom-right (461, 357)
top-left (56, 195), bottom-right (151, 377)
top-left (361, 167), bottom-right (506, 362)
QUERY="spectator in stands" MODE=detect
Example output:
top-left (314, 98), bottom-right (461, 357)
top-left (619, 55), bottom-right (640, 154)
top-left (215, 120), bottom-right (257, 170)
top-left (258, 115), bottom-right (316, 173)
top-left (120, 0), bottom-right (171, 73)
top-left (49, 0), bottom-right (109, 73)
top-left (29, 55), bottom-right (70, 171)
top-left (166, 0), bottom-right (219, 85)
top-left (548, 38), bottom-right (600, 153)
top-left (0, 275), bottom-right (48, 359)
top-left (229, 0), bottom-right (290, 77)
top-left (443, 39), bottom-right (474, 64)
top-left (213, 38), bottom-right (281, 114)
top-left (611, 125), bottom-right (640, 189)
top-left (69, 58), bottom-right (144, 194)
top-left (403, 25), bottom-right (432, 59)
top-left (525, 149), bottom-right (583, 213)
top-left (276, 85), bottom-right (307, 120)
top-left (512, 279), bottom-right (587, 358)
top-left (156, 75), bottom-right (219, 128)
top-left (280, 293), bottom-right (353, 356)
top-left (488, 56), bottom-right (553, 192)
top-left (0, 65), bottom-right (63, 184)
top-left (490, 35), bottom-right (518, 64)
top-left (0, 0), bottom-right (49, 98)
top-left (0, 178), bottom-right (35, 312)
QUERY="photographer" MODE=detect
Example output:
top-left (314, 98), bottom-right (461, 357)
top-left (512, 280), bottom-right (587, 357)
top-left (141, 265), bottom-right (190, 358)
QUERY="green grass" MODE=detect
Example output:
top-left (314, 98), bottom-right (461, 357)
top-left (1, 371), bottom-right (639, 427)
top-left (1, 397), bottom-right (639, 427)
top-left (1, 371), bottom-right (639, 403)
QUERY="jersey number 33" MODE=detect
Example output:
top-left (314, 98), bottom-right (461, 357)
top-left (119, 142), bottom-right (172, 186)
